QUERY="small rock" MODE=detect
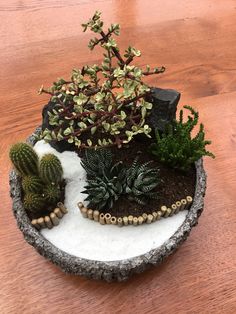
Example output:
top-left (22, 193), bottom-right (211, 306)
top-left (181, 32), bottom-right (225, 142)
top-left (146, 87), bottom-right (181, 132)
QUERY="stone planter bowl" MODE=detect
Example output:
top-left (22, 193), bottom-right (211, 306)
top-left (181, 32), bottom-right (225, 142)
top-left (9, 128), bottom-right (206, 282)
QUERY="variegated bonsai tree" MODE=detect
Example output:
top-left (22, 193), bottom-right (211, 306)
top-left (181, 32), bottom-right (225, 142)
top-left (39, 11), bottom-right (165, 149)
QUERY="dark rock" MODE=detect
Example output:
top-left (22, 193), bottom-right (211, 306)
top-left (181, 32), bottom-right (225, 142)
top-left (9, 127), bottom-right (206, 282)
top-left (146, 87), bottom-right (181, 132)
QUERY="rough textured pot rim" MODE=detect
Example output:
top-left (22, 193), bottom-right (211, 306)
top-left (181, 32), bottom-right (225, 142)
top-left (9, 127), bottom-right (207, 282)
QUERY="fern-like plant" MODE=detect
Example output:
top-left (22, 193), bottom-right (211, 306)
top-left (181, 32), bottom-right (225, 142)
top-left (125, 157), bottom-right (159, 205)
top-left (150, 106), bottom-right (215, 171)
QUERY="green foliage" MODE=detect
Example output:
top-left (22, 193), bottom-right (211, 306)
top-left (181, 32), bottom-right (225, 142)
top-left (39, 154), bottom-right (63, 184)
top-left (40, 11), bottom-right (165, 149)
top-left (23, 193), bottom-right (45, 213)
top-left (83, 175), bottom-right (122, 210)
top-left (9, 143), bottom-right (39, 176)
top-left (150, 106), bottom-right (215, 171)
top-left (82, 149), bottom-right (126, 209)
top-left (125, 157), bottom-right (159, 205)
top-left (22, 175), bottom-right (44, 193)
top-left (81, 148), bottom-right (113, 177)
top-left (42, 184), bottom-right (61, 204)
top-left (81, 149), bottom-right (159, 209)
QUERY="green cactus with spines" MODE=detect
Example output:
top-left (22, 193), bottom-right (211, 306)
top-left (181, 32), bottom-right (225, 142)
top-left (39, 154), bottom-right (63, 184)
top-left (23, 193), bottom-right (45, 213)
top-left (42, 184), bottom-right (61, 204)
top-left (9, 142), bottom-right (39, 176)
top-left (22, 175), bottom-right (44, 193)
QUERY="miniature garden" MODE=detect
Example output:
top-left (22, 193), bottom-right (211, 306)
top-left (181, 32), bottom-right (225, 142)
top-left (9, 12), bottom-right (214, 279)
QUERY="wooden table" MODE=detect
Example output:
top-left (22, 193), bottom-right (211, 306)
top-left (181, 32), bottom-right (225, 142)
top-left (1, 1), bottom-right (236, 313)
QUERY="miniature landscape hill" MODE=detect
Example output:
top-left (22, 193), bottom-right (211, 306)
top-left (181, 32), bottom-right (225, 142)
top-left (9, 11), bottom-right (214, 280)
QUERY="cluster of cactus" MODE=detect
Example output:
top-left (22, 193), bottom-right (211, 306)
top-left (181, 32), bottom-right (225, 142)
top-left (81, 149), bottom-right (159, 210)
top-left (39, 11), bottom-right (165, 149)
top-left (9, 142), bottom-right (63, 215)
top-left (149, 106), bottom-right (215, 171)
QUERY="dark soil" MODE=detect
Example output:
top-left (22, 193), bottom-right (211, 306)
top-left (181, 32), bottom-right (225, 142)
top-left (24, 180), bottom-right (66, 220)
top-left (77, 137), bottom-right (196, 217)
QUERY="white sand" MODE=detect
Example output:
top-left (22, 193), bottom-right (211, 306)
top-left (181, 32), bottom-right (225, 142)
top-left (34, 140), bottom-right (187, 262)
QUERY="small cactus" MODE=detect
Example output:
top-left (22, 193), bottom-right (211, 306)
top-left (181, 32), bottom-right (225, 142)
top-left (39, 154), bottom-right (63, 184)
top-left (42, 184), bottom-right (61, 204)
top-left (22, 175), bottom-right (44, 193)
top-left (23, 193), bottom-right (45, 213)
top-left (9, 143), bottom-right (39, 176)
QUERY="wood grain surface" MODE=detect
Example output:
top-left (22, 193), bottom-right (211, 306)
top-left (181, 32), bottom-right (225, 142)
top-left (1, 1), bottom-right (236, 313)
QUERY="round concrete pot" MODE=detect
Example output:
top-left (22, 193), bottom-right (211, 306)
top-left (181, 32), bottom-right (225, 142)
top-left (9, 127), bottom-right (206, 282)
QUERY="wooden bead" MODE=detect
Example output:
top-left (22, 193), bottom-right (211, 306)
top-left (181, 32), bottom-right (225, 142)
top-left (171, 204), bottom-right (177, 216)
top-left (117, 217), bottom-right (123, 227)
top-left (31, 219), bottom-right (40, 230)
top-left (128, 215), bottom-right (133, 224)
top-left (175, 201), bottom-right (182, 214)
top-left (138, 216), bottom-right (144, 225)
top-left (164, 208), bottom-right (172, 218)
top-left (57, 202), bottom-right (68, 214)
top-left (147, 214), bottom-right (153, 224)
top-left (156, 211), bottom-right (162, 220)
top-left (105, 213), bottom-right (111, 224)
top-left (54, 207), bottom-right (63, 218)
top-left (111, 216), bottom-right (117, 225)
top-left (142, 213), bottom-right (148, 222)
top-left (93, 210), bottom-right (100, 221)
top-left (133, 217), bottom-right (138, 226)
top-left (99, 213), bottom-right (105, 225)
top-left (87, 209), bottom-right (94, 220)
top-left (181, 199), bottom-right (187, 210)
top-left (186, 196), bottom-right (193, 209)
top-left (152, 212), bottom-right (158, 221)
top-left (37, 217), bottom-right (46, 228)
top-left (123, 216), bottom-right (128, 226)
top-left (161, 206), bottom-right (167, 216)
top-left (50, 213), bottom-right (60, 226)
top-left (80, 206), bottom-right (88, 218)
top-left (77, 202), bottom-right (83, 209)
top-left (44, 216), bottom-right (53, 229)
